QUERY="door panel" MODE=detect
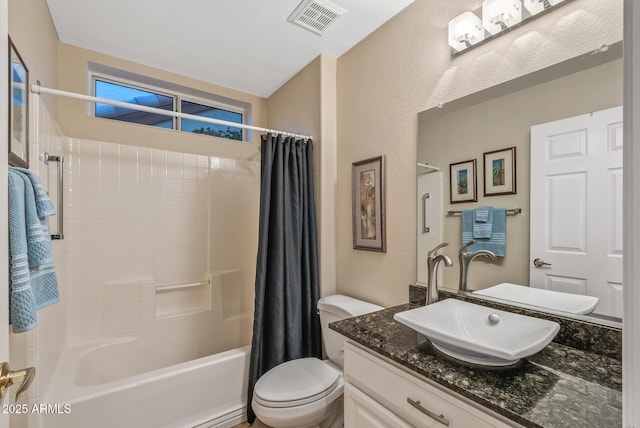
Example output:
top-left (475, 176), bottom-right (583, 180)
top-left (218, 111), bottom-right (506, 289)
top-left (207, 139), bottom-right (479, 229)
top-left (530, 106), bottom-right (623, 318)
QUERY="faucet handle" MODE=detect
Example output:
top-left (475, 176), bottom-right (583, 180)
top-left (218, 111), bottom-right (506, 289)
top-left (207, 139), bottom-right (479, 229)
top-left (459, 239), bottom-right (476, 255)
top-left (428, 242), bottom-right (449, 258)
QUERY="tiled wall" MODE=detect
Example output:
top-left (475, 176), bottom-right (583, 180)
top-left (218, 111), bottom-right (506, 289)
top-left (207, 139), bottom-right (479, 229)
top-left (13, 99), bottom-right (260, 421)
top-left (63, 138), bottom-right (260, 345)
top-left (9, 97), bottom-right (67, 428)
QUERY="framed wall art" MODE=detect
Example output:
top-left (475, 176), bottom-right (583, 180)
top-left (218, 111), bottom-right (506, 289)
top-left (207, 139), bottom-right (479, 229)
top-left (449, 159), bottom-right (477, 204)
top-left (352, 155), bottom-right (386, 252)
top-left (8, 37), bottom-right (29, 168)
top-left (484, 147), bottom-right (516, 196)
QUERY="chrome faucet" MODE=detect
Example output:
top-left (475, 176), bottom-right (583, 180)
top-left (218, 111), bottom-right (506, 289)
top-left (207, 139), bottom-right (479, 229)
top-left (426, 242), bottom-right (453, 305)
top-left (458, 240), bottom-right (497, 292)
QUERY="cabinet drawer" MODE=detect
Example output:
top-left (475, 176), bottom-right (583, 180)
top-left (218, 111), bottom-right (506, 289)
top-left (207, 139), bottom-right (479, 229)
top-left (345, 383), bottom-right (414, 428)
top-left (344, 342), bottom-right (514, 428)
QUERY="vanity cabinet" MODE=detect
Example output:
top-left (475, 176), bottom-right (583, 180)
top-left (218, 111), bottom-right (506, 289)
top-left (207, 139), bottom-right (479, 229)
top-left (343, 342), bottom-right (517, 428)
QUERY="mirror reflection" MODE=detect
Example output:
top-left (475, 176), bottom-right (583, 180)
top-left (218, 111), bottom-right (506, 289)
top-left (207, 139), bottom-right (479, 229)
top-left (417, 43), bottom-right (623, 323)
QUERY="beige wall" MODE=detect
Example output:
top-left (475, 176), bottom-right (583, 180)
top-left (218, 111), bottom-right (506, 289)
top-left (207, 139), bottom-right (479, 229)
top-left (418, 58), bottom-right (623, 291)
top-left (57, 43), bottom-right (267, 160)
top-left (9, 0), bottom-right (59, 119)
top-left (267, 55), bottom-right (338, 297)
top-left (336, 0), bottom-right (623, 307)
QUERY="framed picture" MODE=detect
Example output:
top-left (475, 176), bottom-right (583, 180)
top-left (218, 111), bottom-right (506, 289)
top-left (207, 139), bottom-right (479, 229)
top-left (8, 37), bottom-right (29, 168)
top-left (449, 159), bottom-right (477, 204)
top-left (484, 147), bottom-right (516, 196)
top-left (352, 155), bottom-right (386, 252)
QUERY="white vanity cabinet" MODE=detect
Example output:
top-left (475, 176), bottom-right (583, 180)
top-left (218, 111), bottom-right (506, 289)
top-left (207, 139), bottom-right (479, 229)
top-left (343, 342), bottom-right (518, 428)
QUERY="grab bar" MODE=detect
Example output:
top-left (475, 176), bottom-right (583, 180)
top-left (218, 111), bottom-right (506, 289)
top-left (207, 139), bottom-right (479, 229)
top-left (44, 152), bottom-right (64, 240)
top-left (155, 281), bottom-right (210, 292)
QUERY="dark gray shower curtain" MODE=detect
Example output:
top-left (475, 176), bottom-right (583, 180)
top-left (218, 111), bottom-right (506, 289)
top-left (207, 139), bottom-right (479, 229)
top-left (246, 134), bottom-right (323, 424)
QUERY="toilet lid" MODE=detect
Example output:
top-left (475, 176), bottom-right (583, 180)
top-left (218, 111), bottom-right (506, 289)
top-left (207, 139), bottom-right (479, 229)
top-left (253, 358), bottom-right (340, 408)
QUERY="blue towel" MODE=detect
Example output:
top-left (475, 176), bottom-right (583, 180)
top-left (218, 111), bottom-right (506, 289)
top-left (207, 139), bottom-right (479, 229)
top-left (8, 168), bottom-right (59, 333)
top-left (473, 206), bottom-right (493, 238)
top-left (462, 207), bottom-right (506, 257)
top-left (13, 167), bottom-right (56, 217)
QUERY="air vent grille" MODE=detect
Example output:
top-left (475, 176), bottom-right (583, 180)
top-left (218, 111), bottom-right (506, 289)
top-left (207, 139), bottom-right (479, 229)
top-left (288, 0), bottom-right (347, 35)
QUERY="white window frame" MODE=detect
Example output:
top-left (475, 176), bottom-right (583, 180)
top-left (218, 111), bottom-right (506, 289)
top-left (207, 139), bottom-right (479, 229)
top-left (89, 71), bottom-right (247, 141)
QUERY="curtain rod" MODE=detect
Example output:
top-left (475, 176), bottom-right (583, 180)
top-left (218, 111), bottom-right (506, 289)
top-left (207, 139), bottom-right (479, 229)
top-left (30, 84), bottom-right (313, 140)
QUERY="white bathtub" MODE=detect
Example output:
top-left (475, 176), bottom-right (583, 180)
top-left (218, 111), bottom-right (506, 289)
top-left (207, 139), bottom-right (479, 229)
top-left (39, 339), bottom-right (250, 428)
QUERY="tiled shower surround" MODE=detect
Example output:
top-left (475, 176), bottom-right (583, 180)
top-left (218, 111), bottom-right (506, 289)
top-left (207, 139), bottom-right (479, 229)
top-left (63, 138), bottom-right (260, 345)
top-left (11, 100), bottom-right (261, 425)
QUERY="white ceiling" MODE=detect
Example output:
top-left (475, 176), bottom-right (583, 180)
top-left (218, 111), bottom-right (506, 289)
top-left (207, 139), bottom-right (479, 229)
top-left (45, 0), bottom-right (415, 98)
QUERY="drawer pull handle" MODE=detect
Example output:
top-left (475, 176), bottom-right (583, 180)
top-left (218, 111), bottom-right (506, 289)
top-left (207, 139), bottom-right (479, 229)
top-left (407, 397), bottom-right (450, 426)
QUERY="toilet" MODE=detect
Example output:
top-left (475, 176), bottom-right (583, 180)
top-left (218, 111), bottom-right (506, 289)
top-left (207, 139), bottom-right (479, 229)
top-left (251, 294), bottom-right (383, 428)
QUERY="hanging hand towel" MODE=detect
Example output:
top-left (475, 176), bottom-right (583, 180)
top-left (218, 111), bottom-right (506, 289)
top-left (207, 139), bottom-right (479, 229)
top-left (472, 206), bottom-right (493, 239)
top-left (13, 167), bottom-right (56, 217)
top-left (8, 168), bottom-right (60, 333)
top-left (462, 208), bottom-right (506, 257)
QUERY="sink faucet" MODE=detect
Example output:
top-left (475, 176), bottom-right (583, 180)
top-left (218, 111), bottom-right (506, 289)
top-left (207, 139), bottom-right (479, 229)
top-left (459, 240), bottom-right (497, 292)
top-left (426, 242), bottom-right (453, 305)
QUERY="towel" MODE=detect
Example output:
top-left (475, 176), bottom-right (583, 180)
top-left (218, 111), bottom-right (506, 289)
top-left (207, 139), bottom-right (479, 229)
top-left (13, 167), bottom-right (56, 217)
top-left (462, 207), bottom-right (506, 257)
top-left (472, 206), bottom-right (493, 239)
top-left (8, 168), bottom-right (60, 333)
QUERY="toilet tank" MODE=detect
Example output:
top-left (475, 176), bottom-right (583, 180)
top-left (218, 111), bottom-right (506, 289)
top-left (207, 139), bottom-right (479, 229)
top-left (317, 295), bottom-right (383, 367)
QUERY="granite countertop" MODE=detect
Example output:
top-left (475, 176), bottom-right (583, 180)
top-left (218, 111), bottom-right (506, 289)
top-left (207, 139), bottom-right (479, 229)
top-left (330, 303), bottom-right (622, 428)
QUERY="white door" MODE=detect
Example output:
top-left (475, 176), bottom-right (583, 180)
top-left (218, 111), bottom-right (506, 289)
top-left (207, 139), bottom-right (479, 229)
top-left (1, 0), bottom-right (12, 425)
top-left (530, 106), bottom-right (623, 318)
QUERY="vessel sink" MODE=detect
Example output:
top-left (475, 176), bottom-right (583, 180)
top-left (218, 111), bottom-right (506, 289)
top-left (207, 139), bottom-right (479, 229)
top-left (393, 299), bottom-right (560, 366)
top-left (474, 283), bottom-right (599, 315)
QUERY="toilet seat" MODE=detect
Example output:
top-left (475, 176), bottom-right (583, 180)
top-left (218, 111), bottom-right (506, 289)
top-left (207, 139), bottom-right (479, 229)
top-left (253, 358), bottom-right (341, 408)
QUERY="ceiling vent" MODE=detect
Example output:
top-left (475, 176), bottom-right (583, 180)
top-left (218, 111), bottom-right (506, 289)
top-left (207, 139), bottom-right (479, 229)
top-left (288, 0), bottom-right (347, 36)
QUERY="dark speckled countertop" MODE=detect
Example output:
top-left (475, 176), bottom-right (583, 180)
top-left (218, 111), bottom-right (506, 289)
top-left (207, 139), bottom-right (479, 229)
top-left (330, 303), bottom-right (622, 428)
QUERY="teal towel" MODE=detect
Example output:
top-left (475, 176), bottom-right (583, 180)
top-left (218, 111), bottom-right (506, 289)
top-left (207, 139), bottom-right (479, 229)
top-left (473, 206), bottom-right (492, 238)
top-left (462, 208), bottom-right (506, 257)
top-left (8, 169), bottom-right (59, 333)
top-left (13, 167), bottom-right (56, 217)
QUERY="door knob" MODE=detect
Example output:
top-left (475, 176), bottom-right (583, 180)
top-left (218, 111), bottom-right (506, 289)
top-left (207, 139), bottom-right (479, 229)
top-left (0, 362), bottom-right (35, 403)
top-left (533, 258), bottom-right (552, 268)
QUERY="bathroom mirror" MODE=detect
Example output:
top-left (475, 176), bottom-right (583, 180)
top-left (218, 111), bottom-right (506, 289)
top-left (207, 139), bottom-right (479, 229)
top-left (416, 43), bottom-right (623, 325)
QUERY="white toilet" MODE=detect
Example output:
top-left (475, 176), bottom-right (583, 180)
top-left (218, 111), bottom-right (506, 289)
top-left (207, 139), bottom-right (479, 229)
top-left (251, 294), bottom-right (383, 428)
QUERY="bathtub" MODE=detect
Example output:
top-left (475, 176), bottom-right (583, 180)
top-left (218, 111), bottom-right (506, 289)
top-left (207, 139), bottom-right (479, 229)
top-left (39, 339), bottom-right (250, 428)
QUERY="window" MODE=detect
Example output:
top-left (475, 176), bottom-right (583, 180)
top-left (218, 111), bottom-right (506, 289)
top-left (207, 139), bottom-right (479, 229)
top-left (95, 79), bottom-right (174, 129)
top-left (92, 75), bottom-right (245, 141)
top-left (180, 100), bottom-right (243, 141)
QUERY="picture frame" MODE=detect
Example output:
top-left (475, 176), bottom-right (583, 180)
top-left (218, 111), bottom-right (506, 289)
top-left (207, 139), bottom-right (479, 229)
top-left (483, 147), bottom-right (516, 196)
top-left (449, 159), bottom-right (477, 204)
top-left (8, 37), bottom-right (29, 168)
top-left (352, 155), bottom-right (386, 252)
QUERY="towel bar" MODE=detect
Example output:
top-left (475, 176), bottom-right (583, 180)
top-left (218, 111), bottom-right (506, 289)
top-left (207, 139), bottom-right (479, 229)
top-left (43, 152), bottom-right (64, 240)
top-left (447, 208), bottom-right (522, 216)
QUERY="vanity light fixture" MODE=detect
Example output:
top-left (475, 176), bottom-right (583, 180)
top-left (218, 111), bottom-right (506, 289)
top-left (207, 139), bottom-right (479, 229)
top-left (523, 0), bottom-right (563, 16)
top-left (448, 12), bottom-right (484, 52)
top-left (448, 0), bottom-right (572, 55)
top-left (482, 0), bottom-right (522, 35)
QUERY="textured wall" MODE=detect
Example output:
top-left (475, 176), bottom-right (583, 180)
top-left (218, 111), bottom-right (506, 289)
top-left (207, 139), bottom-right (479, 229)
top-left (267, 55), bottom-right (339, 297)
top-left (336, 0), bottom-right (623, 307)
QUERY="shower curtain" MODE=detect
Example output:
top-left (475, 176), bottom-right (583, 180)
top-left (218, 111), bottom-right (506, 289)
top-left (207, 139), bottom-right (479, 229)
top-left (246, 134), bottom-right (322, 424)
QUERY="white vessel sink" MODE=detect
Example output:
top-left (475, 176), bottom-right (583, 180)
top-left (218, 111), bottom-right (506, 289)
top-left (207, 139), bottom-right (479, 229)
top-left (393, 299), bottom-right (560, 366)
top-left (474, 283), bottom-right (599, 315)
